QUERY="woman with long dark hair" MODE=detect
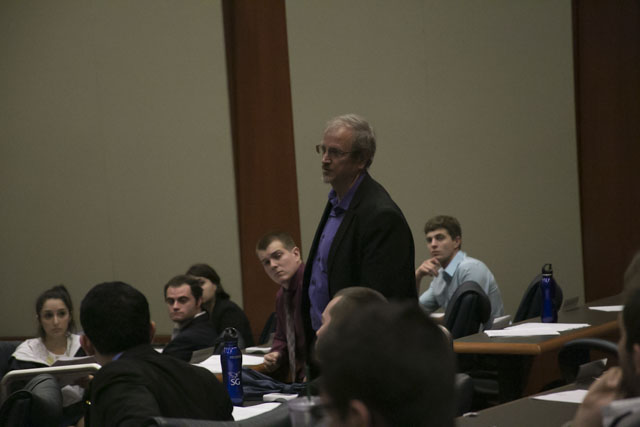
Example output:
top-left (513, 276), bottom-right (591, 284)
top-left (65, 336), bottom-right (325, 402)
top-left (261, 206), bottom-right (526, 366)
top-left (186, 263), bottom-right (254, 347)
top-left (9, 285), bottom-right (86, 425)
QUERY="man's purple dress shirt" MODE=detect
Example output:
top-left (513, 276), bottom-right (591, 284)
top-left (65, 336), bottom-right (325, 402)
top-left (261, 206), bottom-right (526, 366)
top-left (308, 173), bottom-right (366, 330)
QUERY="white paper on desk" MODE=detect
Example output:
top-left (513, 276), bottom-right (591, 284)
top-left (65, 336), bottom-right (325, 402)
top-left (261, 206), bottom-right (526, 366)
top-left (195, 354), bottom-right (265, 374)
top-left (245, 346), bottom-right (271, 354)
top-left (484, 322), bottom-right (590, 337)
top-left (509, 323), bottom-right (591, 332)
top-left (485, 328), bottom-right (561, 337)
top-left (232, 402), bottom-right (281, 420)
top-left (589, 305), bottom-right (624, 312)
top-left (532, 389), bottom-right (588, 404)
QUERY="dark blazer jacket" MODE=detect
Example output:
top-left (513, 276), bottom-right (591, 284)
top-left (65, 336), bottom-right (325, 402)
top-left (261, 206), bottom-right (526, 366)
top-left (85, 344), bottom-right (233, 426)
top-left (302, 173), bottom-right (417, 344)
top-left (210, 298), bottom-right (254, 348)
top-left (162, 312), bottom-right (217, 362)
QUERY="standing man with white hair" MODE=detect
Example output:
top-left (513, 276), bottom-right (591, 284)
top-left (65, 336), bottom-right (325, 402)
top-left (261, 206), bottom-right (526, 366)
top-left (302, 114), bottom-right (417, 350)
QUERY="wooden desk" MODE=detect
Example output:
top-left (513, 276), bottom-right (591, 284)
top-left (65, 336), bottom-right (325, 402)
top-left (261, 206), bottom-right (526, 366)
top-left (456, 383), bottom-right (582, 427)
top-left (453, 294), bottom-right (621, 401)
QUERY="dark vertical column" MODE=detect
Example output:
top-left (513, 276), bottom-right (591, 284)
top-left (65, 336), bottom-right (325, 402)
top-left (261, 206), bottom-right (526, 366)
top-left (222, 0), bottom-right (301, 341)
top-left (573, 0), bottom-right (640, 301)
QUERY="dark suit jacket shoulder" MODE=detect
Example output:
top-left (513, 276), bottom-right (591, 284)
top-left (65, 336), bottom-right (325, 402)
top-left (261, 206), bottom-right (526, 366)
top-left (304, 173), bottom-right (416, 299)
top-left (86, 344), bottom-right (232, 426)
top-left (302, 173), bottom-right (416, 353)
top-left (210, 298), bottom-right (254, 347)
top-left (162, 312), bottom-right (217, 362)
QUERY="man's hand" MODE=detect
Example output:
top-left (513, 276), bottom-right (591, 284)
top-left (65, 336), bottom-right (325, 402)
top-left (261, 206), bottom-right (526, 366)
top-left (573, 367), bottom-right (623, 427)
top-left (263, 351), bottom-right (282, 372)
top-left (73, 374), bottom-right (94, 389)
top-left (415, 257), bottom-right (441, 283)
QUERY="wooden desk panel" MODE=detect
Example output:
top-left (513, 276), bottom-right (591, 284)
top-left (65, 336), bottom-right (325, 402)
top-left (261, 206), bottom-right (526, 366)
top-left (453, 294), bottom-right (622, 401)
top-left (454, 297), bottom-right (621, 355)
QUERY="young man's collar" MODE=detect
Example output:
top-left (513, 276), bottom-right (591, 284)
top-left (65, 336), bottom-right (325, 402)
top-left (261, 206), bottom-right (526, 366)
top-left (443, 251), bottom-right (465, 277)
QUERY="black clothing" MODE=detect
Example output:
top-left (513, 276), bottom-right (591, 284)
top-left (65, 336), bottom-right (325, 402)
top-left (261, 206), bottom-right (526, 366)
top-left (85, 344), bottom-right (233, 426)
top-left (210, 298), bottom-right (254, 348)
top-left (162, 312), bottom-right (217, 362)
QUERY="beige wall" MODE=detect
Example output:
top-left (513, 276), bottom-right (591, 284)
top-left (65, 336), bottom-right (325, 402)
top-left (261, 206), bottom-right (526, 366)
top-left (0, 0), bottom-right (584, 337)
top-left (0, 0), bottom-right (240, 336)
top-left (287, 0), bottom-right (584, 315)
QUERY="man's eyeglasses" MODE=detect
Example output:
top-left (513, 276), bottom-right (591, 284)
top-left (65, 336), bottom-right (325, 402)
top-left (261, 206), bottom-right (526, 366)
top-left (315, 144), bottom-right (356, 158)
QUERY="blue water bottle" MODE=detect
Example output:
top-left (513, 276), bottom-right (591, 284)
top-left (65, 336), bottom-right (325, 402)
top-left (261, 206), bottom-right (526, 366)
top-left (221, 327), bottom-right (243, 405)
top-left (541, 263), bottom-right (558, 323)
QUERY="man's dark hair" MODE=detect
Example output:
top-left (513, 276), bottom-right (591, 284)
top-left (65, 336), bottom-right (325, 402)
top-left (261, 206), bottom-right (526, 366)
top-left (163, 275), bottom-right (203, 300)
top-left (330, 287), bottom-right (387, 327)
top-left (35, 284), bottom-right (76, 339)
top-left (255, 231), bottom-right (298, 253)
top-left (185, 263), bottom-right (230, 300)
top-left (424, 215), bottom-right (462, 241)
top-left (316, 301), bottom-right (455, 427)
top-left (80, 282), bottom-right (151, 355)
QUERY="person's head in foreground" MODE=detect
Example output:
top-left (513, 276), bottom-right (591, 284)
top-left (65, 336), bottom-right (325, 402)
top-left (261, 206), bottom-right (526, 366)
top-left (316, 301), bottom-right (455, 427)
top-left (80, 281), bottom-right (154, 364)
top-left (315, 286), bottom-right (386, 342)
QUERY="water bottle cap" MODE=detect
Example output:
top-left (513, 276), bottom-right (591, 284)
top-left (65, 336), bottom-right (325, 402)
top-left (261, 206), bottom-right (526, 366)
top-left (542, 263), bottom-right (553, 275)
top-left (221, 327), bottom-right (239, 342)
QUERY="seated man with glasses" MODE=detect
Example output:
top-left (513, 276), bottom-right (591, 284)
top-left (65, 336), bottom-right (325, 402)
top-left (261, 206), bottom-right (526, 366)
top-left (302, 114), bottom-right (417, 358)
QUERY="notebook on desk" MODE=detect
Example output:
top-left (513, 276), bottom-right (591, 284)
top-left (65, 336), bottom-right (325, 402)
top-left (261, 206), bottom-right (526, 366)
top-left (0, 363), bottom-right (101, 403)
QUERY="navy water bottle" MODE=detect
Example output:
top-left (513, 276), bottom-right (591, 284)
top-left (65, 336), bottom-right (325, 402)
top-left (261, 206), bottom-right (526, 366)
top-left (540, 263), bottom-right (558, 323)
top-left (220, 327), bottom-right (243, 405)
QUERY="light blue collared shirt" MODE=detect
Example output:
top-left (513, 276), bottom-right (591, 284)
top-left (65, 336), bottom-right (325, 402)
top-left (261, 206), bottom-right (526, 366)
top-left (419, 251), bottom-right (504, 327)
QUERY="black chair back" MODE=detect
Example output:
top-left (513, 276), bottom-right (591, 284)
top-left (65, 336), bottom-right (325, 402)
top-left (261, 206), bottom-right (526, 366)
top-left (513, 274), bottom-right (564, 323)
top-left (0, 374), bottom-right (62, 427)
top-left (443, 281), bottom-right (491, 339)
top-left (454, 373), bottom-right (473, 416)
top-left (0, 341), bottom-right (20, 380)
top-left (557, 338), bottom-right (618, 384)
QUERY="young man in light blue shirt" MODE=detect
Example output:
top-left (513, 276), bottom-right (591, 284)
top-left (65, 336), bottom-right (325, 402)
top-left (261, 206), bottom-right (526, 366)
top-left (417, 215), bottom-right (504, 328)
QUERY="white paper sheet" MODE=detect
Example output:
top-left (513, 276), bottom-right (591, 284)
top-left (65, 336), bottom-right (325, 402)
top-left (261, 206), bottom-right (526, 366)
top-left (195, 354), bottom-right (265, 374)
top-left (245, 346), bottom-right (271, 354)
top-left (232, 402), bottom-right (281, 420)
top-left (532, 389), bottom-right (588, 404)
top-left (589, 305), bottom-right (624, 312)
top-left (485, 328), bottom-right (561, 337)
top-left (508, 323), bottom-right (591, 331)
top-left (484, 322), bottom-right (590, 337)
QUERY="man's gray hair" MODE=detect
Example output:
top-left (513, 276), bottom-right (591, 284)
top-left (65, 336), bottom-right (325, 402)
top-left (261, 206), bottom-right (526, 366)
top-left (325, 113), bottom-right (376, 169)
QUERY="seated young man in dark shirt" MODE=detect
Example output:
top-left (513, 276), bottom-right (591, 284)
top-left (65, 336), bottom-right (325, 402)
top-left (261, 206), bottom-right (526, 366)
top-left (186, 263), bottom-right (254, 348)
top-left (80, 281), bottom-right (233, 426)
top-left (162, 275), bottom-right (218, 361)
